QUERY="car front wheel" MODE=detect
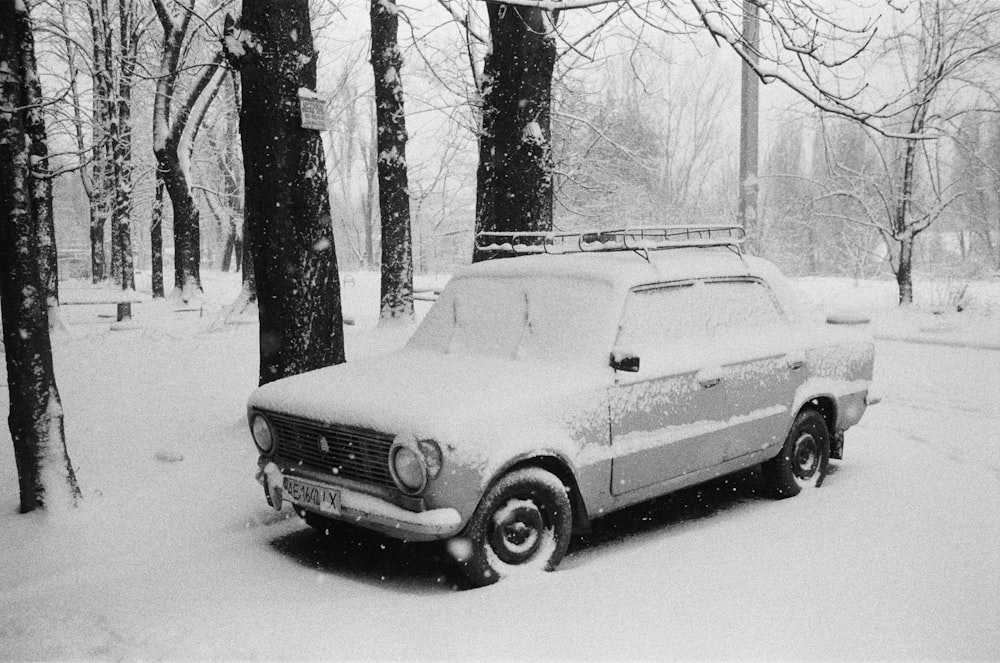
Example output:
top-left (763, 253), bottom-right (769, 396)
top-left (762, 409), bottom-right (831, 498)
top-left (454, 467), bottom-right (573, 587)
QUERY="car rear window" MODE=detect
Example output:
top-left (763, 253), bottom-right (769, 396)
top-left (616, 279), bottom-right (784, 351)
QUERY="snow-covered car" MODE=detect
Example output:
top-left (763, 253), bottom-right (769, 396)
top-left (248, 227), bottom-right (877, 586)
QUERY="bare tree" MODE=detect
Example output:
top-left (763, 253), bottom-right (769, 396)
top-left (472, 3), bottom-right (557, 260)
top-left (371, 0), bottom-right (414, 320)
top-left (87, 0), bottom-right (115, 283)
top-left (1, 0), bottom-right (82, 513)
top-left (225, 0), bottom-right (345, 385)
top-left (22, 0), bottom-right (61, 328)
top-left (552, 47), bottom-right (735, 229)
top-left (429, 0), bottom-right (891, 263)
top-left (953, 111), bottom-right (1000, 270)
top-left (150, 174), bottom-right (166, 296)
top-left (152, 0), bottom-right (226, 302)
top-left (814, 0), bottom-right (1000, 303)
top-left (112, 0), bottom-right (141, 319)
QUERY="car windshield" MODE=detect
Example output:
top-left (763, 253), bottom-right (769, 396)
top-left (407, 274), bottom-right (619, 366)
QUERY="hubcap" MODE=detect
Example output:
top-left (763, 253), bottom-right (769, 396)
top-left (490, 501), bottom-right (545, 565)
top-left (792, 432), bottom-right (819, 482)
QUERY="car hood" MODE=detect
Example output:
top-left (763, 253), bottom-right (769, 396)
top-left (248, 348), bottom-right (611, 471)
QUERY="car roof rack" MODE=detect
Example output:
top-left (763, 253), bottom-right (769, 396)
top-left (476, 225), bottom-right (746, 260)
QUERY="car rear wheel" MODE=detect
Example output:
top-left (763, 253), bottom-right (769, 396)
top-left (454, 467), bottom-right (572, 587)
top-left (762, 409), bottom-right (831, 499)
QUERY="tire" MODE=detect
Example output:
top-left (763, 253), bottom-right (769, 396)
top-left (453, 467), bottom-right (573, 587)
top-left (762, 409), bottom-right (831, 499)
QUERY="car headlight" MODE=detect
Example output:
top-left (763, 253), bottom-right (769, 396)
top-left (389, 438), bottom-right (443, 495)
top-left (251, 414), bottom-right (274, 453)
top-left (391, 445), bottom-right (426, 494)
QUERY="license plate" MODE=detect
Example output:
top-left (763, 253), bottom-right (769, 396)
top-left (282, 476), bottom-right (341, 515)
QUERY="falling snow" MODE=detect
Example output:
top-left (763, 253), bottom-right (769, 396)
top-left (0, 270), bottom-right (997, 660)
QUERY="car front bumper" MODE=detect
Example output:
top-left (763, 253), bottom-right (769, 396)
top-left (256, 462), bottom-right (464, 542)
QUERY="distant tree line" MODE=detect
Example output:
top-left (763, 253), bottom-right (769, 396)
top-left (6, 0), bottom-right (1000, 511)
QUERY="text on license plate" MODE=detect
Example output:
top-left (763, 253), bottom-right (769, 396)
top-left (282, 477), bottom-right (341, 515)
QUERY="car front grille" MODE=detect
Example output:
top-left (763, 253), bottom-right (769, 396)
top-left (266, 412), bottom-right (396, 489)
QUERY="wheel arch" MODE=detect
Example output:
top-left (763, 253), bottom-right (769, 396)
top-left (491, 453), bottom-right (591, 535)
top-left (800, 395), bottom-right (837, 435)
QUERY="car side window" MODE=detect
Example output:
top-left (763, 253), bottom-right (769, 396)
top-left (700, 279), bottom-right (784, 335)
top-left (616, 283), bottom-right (707, 352)
top-left (616, 279), bottom-right (784, 352)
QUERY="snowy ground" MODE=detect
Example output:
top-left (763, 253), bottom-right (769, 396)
top-left (1, 270), bottom-right (998, 661)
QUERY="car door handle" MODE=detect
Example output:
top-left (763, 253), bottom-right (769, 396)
top-left (699, 376), bottom-right (722, 389)
top-left (787, 360), bottom-right (804, 371)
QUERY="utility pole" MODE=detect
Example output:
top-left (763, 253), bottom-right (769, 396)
top-left (738, 0), bottom-right (759, 253)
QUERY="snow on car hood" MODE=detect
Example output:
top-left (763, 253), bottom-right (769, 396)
top-left (248, 348), bottom-right (611, 472)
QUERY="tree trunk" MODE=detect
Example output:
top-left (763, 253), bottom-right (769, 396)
top-left (159, 142), bottom-right (203, 299)
top-left (362, 124), bottom-right (378, 269)
top-left (218, 79), bottom-right (244, 275)
top-left (221, 224), bottom-right (237, 272)
top-left (20, 18), bottom-right (60, 327)
top-left (115, 0), bottom-right (137, 321)
top-left (165, 62), bottom-right (226, 300)
top-left (472, 44), bottom-right (497, 262)
top-left (1, 0), bottom-right (82, 513)
top-left (230, 0), bottom-right (345, 385)
top-left (89, 206), bottom-right (106, 282)
top-left (473, 5), bottom-right (556, 261)
top-left (151, 173), bottom-right (165, 298)
top-left (892, 132), bottom-right (921, 306)
top-left (152, 1), bottom-right (225, 302)
top-left (87, 0), bottom-right (113, 283)
top-left (371, 0), bottom-right (414, 321)
top-left (897, 235), bottom-right (915, 305)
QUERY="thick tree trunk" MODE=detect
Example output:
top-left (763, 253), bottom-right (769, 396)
top-left (1, 0), bottom-right (82, 513)
top-left (152, 1), bottom-right (224, 302)
top-left (231, 0), bottom-right (345, 384)
top-left (221, 225), bottom-right (237, 272)
top-left (371, 0), bottom-right (413, 321)
top-left (21, 20), bottom-right (60, 327)
top-left (159, 152), bottom-right (202, 298)
top-left (473, 5), bottom-right (556, 261)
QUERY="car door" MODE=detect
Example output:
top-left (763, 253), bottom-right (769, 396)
top-left (700, 278), bottom-right (805, 461)
top-left (609, 282), bottom-right (729, 496)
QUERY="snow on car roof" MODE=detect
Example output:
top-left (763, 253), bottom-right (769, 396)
top-left (456, 247), bottom-right (779, 293)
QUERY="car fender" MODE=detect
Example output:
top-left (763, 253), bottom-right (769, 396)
top-left (479, 449), bottom-right (594, 533)
top-left (791, 376), bottom-right (871, 434)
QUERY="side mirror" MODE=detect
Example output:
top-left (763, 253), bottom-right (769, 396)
top-left (610, 351), bottom-right (640, 373)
